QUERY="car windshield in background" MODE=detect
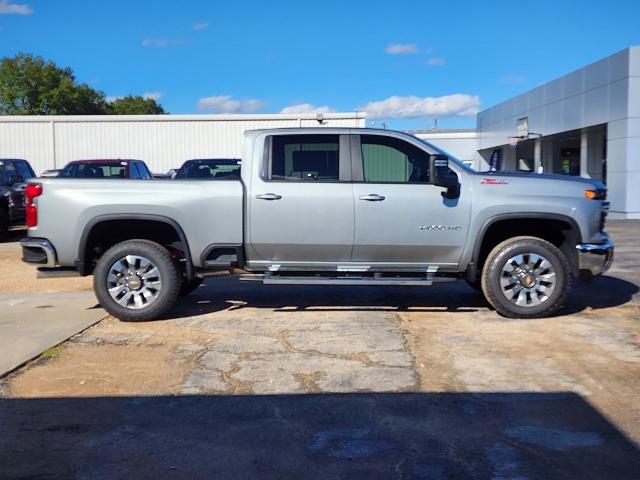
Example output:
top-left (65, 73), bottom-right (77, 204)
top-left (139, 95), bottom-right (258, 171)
top-left (175, 159), bottom-right (241, 179)
top-left (59, 163), bottom-right (128, 178)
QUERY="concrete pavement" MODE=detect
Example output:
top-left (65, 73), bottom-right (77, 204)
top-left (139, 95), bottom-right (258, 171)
top-left (0, 291), bottom-right (105, 376)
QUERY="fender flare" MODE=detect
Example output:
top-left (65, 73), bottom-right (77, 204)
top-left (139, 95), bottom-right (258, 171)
top-left (75, 213), bottom-right (194, 280)
top-left (467, 212), bottom-right (581, 280)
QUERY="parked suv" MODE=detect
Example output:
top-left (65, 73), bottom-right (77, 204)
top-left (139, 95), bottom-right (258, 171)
top-left (0, 159), bottom-right (36, 239)
top-left (58, 159), bottom-right (153, 179)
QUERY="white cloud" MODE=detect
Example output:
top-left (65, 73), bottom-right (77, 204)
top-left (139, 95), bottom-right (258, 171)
top-left (0, 0), bottom-right (32, 14)
top-left (197, 95), bottom-right (265, 113)
top-left (106, 95), bottom-right (124, 103)
top-left (360, 94), bottom-right (480, 119)
top-left (142, 91), bottom-right (162, 101)
top-left (500, 74), bottom-right (526, 84)
top-left (193, 22), bottom-right (209, 30)
top-left (142, 38), bottom-right (183, 48)
top-left (426, 57), bottom-right (445, 66)
top-left (280, 103), bottom-right (336, 114)
top-left (385, 43), bottom-right (418, 55)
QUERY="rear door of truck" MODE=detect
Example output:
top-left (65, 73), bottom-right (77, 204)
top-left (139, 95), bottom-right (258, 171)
top-left (246, 133), bottom-right (354, 267)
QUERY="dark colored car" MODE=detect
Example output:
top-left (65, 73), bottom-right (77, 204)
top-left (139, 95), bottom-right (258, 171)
top-left (58, 159), bottom-right (153, 179)
top-left (0, 159), bottom-right (36, 239)
top-left (174, 158), bottom-right (241, 179)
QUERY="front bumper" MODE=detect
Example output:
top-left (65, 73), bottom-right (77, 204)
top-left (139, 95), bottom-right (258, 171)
top-left (21, 238), bottom-right (57, 268)
top-left (576, 235), bottom-right (614, 277)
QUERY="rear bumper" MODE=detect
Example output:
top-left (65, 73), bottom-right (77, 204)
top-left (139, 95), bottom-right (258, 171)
top-left (21, 238), bottom-right (57, 268)
top-left (576, 235), bottom-right (614, 277)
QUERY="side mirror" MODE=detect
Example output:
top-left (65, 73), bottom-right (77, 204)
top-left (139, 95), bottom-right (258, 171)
top-left (429, 155), bottom-right (460, 199)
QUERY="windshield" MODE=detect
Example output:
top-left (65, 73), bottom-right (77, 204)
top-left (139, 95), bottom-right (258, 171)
top-left (414, 137), bottom-right (476, 173)
top-left (175, 159), bottom-right (241, 179)
top-left (59, 163), bottom-right (128, 178)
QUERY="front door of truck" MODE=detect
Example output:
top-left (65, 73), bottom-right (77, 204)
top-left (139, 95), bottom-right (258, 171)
top-left (350, 134), bottom-right (470, 268)
top-left (247, 134), bottom-right (354, 268)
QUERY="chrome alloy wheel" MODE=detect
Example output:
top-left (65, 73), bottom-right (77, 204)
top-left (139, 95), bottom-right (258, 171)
top-left (106, 255), bottom-right (162, 310)
top-left (499, 253), bottom-right (556, 307)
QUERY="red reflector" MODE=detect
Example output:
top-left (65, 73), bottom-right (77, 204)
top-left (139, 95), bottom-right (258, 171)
top-left (25, 183), bottom-right (43, 228)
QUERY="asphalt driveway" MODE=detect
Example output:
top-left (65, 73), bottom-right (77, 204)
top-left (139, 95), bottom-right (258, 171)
top-left (1, 220), bottom-right (639, 479)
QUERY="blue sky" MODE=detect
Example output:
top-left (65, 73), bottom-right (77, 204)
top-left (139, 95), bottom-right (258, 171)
top-left (1, 0), bottom-right (639, 129)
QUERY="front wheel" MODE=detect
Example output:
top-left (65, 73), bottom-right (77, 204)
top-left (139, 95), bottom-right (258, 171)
top-left (93, 239), bottom-right (181, 321)
top-left (481, 236), bottom-right (571, 318)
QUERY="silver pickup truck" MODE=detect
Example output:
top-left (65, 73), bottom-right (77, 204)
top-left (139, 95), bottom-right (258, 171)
top-left (21, 128), bottom-right (614, 321)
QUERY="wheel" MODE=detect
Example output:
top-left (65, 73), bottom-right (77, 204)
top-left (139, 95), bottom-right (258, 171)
top-left (0, 208), bottom-right (8, 242)
top-left (481, 236), bottom-right (570, 318)
top-left (93, 239), bottom-right (180, 321)
top-left (179, 275), bottom-right (204, 296)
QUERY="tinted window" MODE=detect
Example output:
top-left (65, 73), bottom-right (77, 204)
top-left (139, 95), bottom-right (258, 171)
top-left (175, 159), bottom-right (241, 179)
top-left (59, 163), bottom-right (128, 178)
top-left (15, 161), bottom-right (34, 180)
top-left (2, 162), bottom-right (18, 184)
top-left (138, 162), bottom-right (152, 179)
top-left (361, 135), bottom-right (430, 183)
top-left (270, 135), bottom-right (339, 182)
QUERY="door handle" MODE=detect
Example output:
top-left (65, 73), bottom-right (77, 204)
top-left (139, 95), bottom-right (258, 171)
top-left (256, 193), bottom-right (282, 200)
top-left (359, 194), bottom-right (386, 201)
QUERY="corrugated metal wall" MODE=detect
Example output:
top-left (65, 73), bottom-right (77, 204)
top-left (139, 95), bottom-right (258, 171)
top-left (0, 113), bottom-right (365, 175)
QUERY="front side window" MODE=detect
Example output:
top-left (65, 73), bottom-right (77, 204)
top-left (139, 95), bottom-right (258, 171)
top-left (361, 135), bottom-right (430, 183)
top-left (270, 135), bottom-right (339, 182)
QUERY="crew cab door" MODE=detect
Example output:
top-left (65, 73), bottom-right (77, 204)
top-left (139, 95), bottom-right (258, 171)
top-left (350, 134), bottom-right (470, 268)
top-left (246, 134), bottom-right (354, 268)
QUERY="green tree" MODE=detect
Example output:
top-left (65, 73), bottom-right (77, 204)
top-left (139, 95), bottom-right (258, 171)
top-left (0, 53), bottom-right (108, 115)
top-left (107, 95), bottom-right (165, 115)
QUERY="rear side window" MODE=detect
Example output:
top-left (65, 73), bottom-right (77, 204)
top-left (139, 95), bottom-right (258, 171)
top-left (360, 135), bottom-right (430, 183)
top-left (269, 135), bottom-right (339, 182)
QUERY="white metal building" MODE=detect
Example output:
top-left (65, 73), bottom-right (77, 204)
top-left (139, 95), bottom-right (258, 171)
top-left (477, 46), bottom-right (640, 218)
top-left (0, 112), bottom-right (366, 175)
top-left (409, 129), bottom-right (480, 168)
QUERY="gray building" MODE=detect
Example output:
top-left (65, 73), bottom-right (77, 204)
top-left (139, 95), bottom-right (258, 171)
top-left (476, 46), bottom-right (640, 219)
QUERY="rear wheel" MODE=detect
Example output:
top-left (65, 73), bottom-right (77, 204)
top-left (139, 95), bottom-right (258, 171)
top-left (93, 239), bottom-right (180, 321)
top-left (481, 236), bottom-right (570, 318)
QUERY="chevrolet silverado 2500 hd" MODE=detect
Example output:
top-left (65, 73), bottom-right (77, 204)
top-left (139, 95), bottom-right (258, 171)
top-left (21, 128), bottom-right (614, 320)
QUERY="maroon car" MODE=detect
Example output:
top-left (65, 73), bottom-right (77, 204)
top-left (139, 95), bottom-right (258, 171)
top-left (58, 159), bottom-right (153, 179)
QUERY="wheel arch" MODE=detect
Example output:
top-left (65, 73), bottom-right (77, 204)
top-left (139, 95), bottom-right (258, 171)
top-left (468, 213), bottom-right (581, 281)
top-left (76, 213), bottom-right (194, 280)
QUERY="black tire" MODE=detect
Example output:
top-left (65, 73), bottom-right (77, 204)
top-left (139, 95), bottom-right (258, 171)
top-left (93, 239), bottom-right (180, 321)
top-left (179, 275), bottom-right (204, 296)
top-left (0, 208), bottom-right (9, 242)
top-left (481, 236), bottom-right (571, 318)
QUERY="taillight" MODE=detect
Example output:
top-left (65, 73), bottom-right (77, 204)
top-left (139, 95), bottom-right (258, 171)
top-left (25, 183), bottom-right (43, 228)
